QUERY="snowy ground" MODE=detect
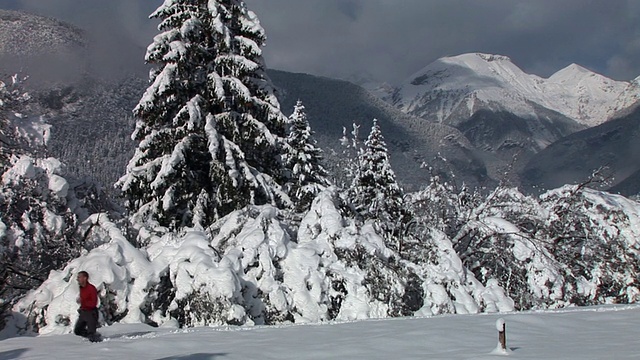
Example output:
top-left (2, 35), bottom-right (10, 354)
top-left (2, 305), bottom-right (640, 359)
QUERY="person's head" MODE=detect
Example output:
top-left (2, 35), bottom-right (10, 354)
top-left (77, 271), bottom-right (89, 287)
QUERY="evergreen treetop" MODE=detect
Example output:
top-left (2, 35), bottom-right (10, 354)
top-left (283, 100), bottom-right (330, 212)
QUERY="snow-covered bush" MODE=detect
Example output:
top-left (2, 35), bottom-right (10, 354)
top-left (144, 188), bottom-right (432, 327)
top-left (0, 157), bottom-right (80, 327)
top-left (540, 185), bottom-right (640, 305)
top-left (441, 184), bottom-right (640, 310)
top-left (142, 231), bottom-right (245, 327)
top-left (10, 187), bottom-right (519, 334)
top-left (12, 214), bottom-right (155, 335)
top-left (411, 229), bottom-right (514, 315)
top-left (0, 76), bottom-right (116, 332)
top-left (451, 186), bottom-right (563, 310)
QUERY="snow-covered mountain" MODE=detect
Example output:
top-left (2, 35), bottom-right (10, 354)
top-left (371, 53), bottom-right (640, 187)
top-left (388, 53), bottom-right (634, 127)
top-left (269, 70), bottom-right (492, 190)
top-left (0, 9), bottom-right (88, 85)
top-left (612, 76), bottom-right (640, 115)
top-left (523, 106), bottom-right (640, 195)
top-left (3, 10), bottom-right (639, 194)
top-left (0, 9), bottom-right (85, 58)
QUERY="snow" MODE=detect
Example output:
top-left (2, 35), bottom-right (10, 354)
top-left (42, 209), bottom-right (64, 235)
top-left (0, 219), bottom-right (5, 239)
top-left (135, 62), bottom-right (178, 114)
top-left (47, 174), bottom-right (69, 198)
top-left (11, 114), bottom-right (51, 149)
top-left (2, 305), bottom-right (640, 359)
top-left (2, 156), bottom-right (67, 198)
top-left (611, 76), bottom-right (640, 114)
top-left (394, 52), bottom-right (632, 126)
top-left (1, 156), bottom-right (35, 184)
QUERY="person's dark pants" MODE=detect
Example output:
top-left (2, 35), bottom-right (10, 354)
top-left (74, 309), bottom-right (98, 337)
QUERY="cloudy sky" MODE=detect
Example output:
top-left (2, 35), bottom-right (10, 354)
top-left (3, 0), bottom-right (639, 84)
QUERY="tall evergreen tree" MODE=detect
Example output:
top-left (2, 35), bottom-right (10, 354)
top-left (350, 119), bottom-right (408, 249)
top-left (283, 100), bottom-right (329, 212)
top-left (117, 0), bottom-right (288, 230)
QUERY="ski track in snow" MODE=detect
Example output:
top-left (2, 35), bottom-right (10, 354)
top-left (2, 304), bottom-right (640, 359)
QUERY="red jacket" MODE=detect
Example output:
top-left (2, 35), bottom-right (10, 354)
top-left (79, 283), bottom-right (98, 310)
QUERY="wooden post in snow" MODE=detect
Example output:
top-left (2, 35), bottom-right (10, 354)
top-left (496, 318), bottom-right (507, 351)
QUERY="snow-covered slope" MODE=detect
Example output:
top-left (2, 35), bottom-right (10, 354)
top-left (2, 305), bottom-right (640, 359)
top-left (0, 10), bottom-right (88, 84)
top-left (269, 70), bottom-right (493, 190)
top-left (391, 53), bottom-right (632, 127)
top-left (522, 106), bottom-right (640, 195)
top-left (544, 63), bottom-right (630, 124)
top-left (612, 75), bottom-right (640, 115)
top-left (0, 10), bottom-right (85, 58)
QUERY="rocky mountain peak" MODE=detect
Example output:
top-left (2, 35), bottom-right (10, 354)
top-left (391, 53), bottom-right (632, 127)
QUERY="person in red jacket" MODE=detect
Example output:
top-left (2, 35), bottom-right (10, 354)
top-left (73, 271), bottom-right (100, 341)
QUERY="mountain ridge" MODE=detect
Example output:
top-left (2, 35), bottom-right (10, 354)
top-left (387, 52), bottom-right (635, 128)
top-left (2, 10), bottom-right (639, 194)
top-left (522, 106), bottom-right (640, 195)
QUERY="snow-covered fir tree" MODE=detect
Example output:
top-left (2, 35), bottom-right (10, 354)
top-left (117, 0), bottom-right (289, 230)
top-left (113, 0), bottom-right (297, 328)
top-left (349, 119), bottom-right (408, 250)
top-left (331, 123), bottom-right (361, 189)
top-left (283, 100), bottom-right (329, 212)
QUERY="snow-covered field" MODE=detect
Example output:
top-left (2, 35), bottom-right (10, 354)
top-left (2, 305), bottom-right (639, 359)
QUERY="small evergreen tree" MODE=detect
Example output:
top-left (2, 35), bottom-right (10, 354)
top-left (328, 123), bottom-right (361, 189)
top-left (350, 119), bottom-right (408, 250)
top-left (283, 100), bottom-right (330, 212)
top-left (117, 0), bottom-right (289, 230)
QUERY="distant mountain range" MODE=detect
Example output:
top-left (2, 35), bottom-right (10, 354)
top-left (2, 10), bottom-right (639, 195)
top-left (369, 52), bottom-right (640, 193)
top-left (269, 70), bottom-right (491, 190)
top-left (378, 53), bottom-right (637, 127)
